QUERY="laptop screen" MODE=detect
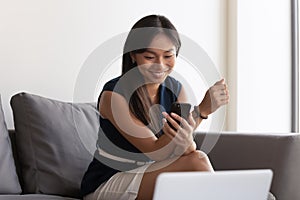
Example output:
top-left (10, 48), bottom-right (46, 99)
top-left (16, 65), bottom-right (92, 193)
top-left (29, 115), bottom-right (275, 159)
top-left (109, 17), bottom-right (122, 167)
top-left (153, 169), bottom-right (273, 200)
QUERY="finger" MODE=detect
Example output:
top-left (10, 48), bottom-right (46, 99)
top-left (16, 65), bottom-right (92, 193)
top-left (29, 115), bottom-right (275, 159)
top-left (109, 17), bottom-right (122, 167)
top-left (162, 123), bottom-right (182, 144)
top-left (216, 96), bottom-right (229, 107)
top-left (164, 112), bottom-right (181, 130)
top-left (210, 85), bottom-right (227, 95)
top-left (216, 84), bottom-right (227, 91)
top-left (165, 129), bottom-right (181, 145)
top-left (224, 89), bottom-right (229, 96)
top-left (217, 93), bottom-right (230, 101)
top-left (162, 129), bottom-right (173, 140)
top-left (161, 116), bottom-right (186, 144)
top-left (213, 85), bottom-right (228, 96)
top-left (222, 85), bottom-right (228, 93)
top-left (224, 83), bottom-right (228, 90)
top-left (162, 112), bottom-right (182, 132)
top-left (221, 95), bottom-right (230, 102)
top-left (170, 112), bottom-right (191, 130)
top-left (169, 112), bottom-right (183, 124)
top-left (224, 88), bottom-right (229, 95)
top-left (163, 129), bottom-right (175, 140)
top-left (220, 89), bottom-right (229, 96)
top-left (162, 118), bottom-right (177, 138)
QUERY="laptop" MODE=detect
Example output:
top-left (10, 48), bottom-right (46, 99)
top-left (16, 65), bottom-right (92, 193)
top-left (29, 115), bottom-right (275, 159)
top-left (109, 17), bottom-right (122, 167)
top-left (153, 169), bottom-right (273, 200)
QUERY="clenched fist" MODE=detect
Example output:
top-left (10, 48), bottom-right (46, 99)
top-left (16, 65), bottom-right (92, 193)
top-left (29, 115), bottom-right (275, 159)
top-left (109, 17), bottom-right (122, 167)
top-left (198, 78), bottom-right (229, 117)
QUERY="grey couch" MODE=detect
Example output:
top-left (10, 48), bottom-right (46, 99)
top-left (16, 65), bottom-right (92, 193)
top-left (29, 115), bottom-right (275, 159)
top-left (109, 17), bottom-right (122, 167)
top-left (0, 92), bottom-right (298, 199)
top-left (195, 132), bottom-right (300, 200)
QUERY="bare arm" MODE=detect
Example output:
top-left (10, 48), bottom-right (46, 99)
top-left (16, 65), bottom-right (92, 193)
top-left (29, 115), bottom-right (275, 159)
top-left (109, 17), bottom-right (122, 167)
top-left (177, 79), bottom-right (230, 128)
top-left (99, 91), bottom-right (177, 161)
top-left (172, 79), bottom-right (230, 155)
top-left (197, 79), bottom-right (230, 119)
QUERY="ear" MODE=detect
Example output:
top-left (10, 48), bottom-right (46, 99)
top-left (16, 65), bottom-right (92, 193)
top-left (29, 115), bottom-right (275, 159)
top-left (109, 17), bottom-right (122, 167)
top-left (130, 52), bottom-right (136, 63)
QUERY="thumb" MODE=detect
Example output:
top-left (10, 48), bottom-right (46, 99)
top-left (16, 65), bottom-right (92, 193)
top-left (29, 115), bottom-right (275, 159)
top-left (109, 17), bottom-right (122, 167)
top-left (215, 78), bottom-right (225, 85)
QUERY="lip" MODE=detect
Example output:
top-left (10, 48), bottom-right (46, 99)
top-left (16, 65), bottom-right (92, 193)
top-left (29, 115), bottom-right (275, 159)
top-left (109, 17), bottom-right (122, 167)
top-left (148, 69), bottom-right (170, 79)
top-left (149, 69), bottom-right (170, 73)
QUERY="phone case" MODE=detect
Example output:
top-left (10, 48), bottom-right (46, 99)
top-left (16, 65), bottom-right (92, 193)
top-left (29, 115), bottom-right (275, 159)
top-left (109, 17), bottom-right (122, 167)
top-left (167, 103), bottom-right (191, 130)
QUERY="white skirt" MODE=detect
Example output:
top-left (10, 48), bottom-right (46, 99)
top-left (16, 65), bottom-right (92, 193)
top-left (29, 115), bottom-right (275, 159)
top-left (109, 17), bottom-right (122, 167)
top-left (83, 163), bottom-right (153, 200)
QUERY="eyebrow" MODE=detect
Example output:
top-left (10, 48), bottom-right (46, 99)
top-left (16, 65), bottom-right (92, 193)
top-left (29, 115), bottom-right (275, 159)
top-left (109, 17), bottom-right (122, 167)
top-left (145, 49), bottom-right (175, 55)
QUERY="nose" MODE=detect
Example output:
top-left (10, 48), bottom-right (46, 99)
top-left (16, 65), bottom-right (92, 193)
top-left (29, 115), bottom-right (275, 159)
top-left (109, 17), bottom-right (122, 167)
top-left (155, 56), bottom-right (164, 66)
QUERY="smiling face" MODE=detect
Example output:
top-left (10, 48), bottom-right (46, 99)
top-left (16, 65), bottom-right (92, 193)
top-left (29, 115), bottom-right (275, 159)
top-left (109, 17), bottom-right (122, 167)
top-left (131, 33), bottom-right (176, 84)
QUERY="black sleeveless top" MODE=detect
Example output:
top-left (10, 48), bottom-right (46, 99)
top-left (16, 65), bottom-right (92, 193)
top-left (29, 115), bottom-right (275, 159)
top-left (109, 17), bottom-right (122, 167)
top-left (80, 75), bottom-right (182, 196)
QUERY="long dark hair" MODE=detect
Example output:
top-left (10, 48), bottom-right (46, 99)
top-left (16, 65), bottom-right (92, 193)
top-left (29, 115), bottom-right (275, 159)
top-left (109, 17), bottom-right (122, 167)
top-left (121, 15), bottom-right (181, 130)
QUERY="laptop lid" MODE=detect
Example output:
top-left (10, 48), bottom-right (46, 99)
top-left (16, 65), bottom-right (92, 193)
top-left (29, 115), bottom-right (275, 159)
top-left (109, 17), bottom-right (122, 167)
top-left (153, 169), bottom-right (273, 200)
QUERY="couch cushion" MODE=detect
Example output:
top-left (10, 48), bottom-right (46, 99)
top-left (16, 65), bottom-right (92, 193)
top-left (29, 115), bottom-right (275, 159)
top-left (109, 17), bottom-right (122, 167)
top-left (0, 194), bottom-right (79, 200)
top-left (10, 93), bottom-right (99, 198)
top-left (0, 95), bottom-right (22, 194)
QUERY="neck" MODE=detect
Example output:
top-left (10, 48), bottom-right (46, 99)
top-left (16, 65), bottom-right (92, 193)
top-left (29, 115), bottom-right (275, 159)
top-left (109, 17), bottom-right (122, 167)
top-left (146, 83), bottom-right (160, 97)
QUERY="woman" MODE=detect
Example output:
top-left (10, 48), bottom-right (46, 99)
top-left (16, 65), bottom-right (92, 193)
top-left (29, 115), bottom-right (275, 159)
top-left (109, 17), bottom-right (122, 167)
top-left (81, 14), bottom-right (229, 200)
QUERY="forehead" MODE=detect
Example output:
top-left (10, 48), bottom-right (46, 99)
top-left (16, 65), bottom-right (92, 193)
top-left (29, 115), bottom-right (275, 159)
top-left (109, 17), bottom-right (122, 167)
top-left (147, 33), bottom-right (176, 52)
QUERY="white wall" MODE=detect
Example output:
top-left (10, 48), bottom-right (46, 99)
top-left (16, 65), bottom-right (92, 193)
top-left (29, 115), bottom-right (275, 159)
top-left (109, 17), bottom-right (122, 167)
top-left (235, 0), bottom-right (291, 132)
top-left (0, 0), bottom-right (225, 129)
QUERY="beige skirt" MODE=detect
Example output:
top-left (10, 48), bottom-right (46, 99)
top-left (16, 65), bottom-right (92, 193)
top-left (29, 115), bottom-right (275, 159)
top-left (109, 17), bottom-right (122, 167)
top-left (83, 163), bottom-right (153, 200)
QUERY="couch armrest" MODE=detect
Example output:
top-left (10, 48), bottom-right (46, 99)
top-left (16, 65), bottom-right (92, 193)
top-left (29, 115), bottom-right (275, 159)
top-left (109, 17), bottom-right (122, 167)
top-left (194, 132), bottom-right (300, 200)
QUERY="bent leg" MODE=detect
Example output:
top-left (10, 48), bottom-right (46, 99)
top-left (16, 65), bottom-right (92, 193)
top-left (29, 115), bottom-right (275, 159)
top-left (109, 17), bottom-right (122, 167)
top-left (136, 150), bottom-right (213, 200)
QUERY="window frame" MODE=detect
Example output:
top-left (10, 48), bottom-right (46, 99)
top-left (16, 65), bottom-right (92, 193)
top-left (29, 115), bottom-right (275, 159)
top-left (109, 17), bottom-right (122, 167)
top-left (292, 0), bottom-right (299, 132)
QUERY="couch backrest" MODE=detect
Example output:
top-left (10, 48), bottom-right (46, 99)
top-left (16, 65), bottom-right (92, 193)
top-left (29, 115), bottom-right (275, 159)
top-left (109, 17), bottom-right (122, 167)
top-left (8, 130), bottom-right (22, 187)
top-left (10, 92), bottom-right (99, 198)
top-left (195, 132), bottom-right (300, 200)
top-left (0, 94), bottom-right (22, 195)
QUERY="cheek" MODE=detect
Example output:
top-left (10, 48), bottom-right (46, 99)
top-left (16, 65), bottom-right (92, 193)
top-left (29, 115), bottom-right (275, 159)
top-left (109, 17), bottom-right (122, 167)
top-left (137, 66), bottom-right (149, 76)
top-left (136, 58), bottom-right (152, 66)
top-left (167, 58), bottom-right (176, 67)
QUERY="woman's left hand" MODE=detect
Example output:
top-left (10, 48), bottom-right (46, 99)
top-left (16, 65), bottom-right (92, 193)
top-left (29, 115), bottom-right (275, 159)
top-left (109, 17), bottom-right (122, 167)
top-left (198, 78), bottom-right (230, 117)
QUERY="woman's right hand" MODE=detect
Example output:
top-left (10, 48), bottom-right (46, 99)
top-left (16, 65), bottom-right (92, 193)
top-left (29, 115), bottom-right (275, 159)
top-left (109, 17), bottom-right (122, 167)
top-left (162, 112), bottom-right (196, 155)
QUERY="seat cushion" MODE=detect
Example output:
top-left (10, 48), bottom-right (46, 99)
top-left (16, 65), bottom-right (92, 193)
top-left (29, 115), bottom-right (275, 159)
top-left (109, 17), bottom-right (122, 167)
top-left (0, 95), bottom-right (22, 194)
top-left (0, 194), bottom-right (79, 200)
top-left (10, 93), bottom-right (99, 198)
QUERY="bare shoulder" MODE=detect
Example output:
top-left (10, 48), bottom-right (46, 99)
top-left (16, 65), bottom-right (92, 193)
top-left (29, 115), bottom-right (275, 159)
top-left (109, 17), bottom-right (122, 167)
top-left (176, 85), bottom-right (188, 103)
top-left (98, 91), bottom-right (124, 119)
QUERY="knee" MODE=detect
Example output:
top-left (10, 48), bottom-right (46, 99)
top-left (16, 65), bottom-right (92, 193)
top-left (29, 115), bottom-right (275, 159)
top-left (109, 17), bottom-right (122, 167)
top-left (185, 150), bottom-right (213, 172)
top-left (193, 150), bottom-right (208, 159)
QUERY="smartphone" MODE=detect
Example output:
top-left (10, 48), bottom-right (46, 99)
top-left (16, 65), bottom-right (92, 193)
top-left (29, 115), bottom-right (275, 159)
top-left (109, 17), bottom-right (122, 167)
top-left (167, 102), bottom-right (191, 130)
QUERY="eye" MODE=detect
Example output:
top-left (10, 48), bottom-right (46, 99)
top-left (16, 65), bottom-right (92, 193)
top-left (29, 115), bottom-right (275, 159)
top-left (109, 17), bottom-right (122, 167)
top-left (144, 56), bottom-right (155, 60)
top-left (164, 55), bottom-right (174, 59)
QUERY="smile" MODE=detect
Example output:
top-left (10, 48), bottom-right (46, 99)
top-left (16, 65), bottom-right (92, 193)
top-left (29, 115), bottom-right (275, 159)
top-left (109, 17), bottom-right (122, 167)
top-left (149, 69), bottom-right (170, 78)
